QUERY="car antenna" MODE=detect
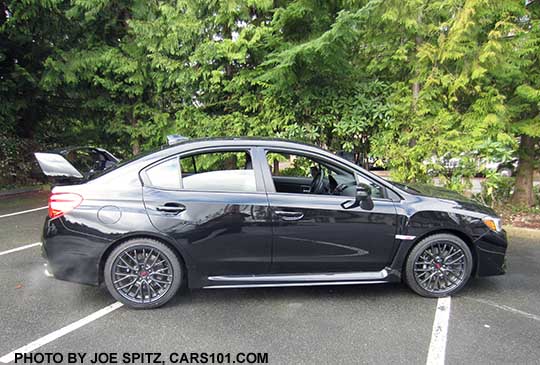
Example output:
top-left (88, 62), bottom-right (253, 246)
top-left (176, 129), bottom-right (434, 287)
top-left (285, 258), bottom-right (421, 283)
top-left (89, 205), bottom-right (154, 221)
top-left (166, 135), bottom-right (189, 145)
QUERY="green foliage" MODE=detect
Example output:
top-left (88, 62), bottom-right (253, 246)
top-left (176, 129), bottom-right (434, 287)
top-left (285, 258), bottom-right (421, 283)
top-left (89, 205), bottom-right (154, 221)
top-left (1, 0), bottom-right (539, 203)
top-left (474, 171), bottom-right (515, 207)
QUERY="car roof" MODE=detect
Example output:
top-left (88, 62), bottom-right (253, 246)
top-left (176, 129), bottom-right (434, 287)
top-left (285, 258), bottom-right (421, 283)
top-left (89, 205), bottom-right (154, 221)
top-left (165, 136), bottom-right (318, 149)
top-left (141, 137), bottom-right (325, 161)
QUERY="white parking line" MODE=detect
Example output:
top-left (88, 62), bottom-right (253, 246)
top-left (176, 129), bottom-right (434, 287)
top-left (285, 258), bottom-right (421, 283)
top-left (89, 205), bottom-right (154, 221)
top-left (0, 242), bottom-right (42, 257)
top-left (0, 206), bottom-right (47, 219)
top-left (469, 298), bottom-right (540, 322)
top-left (426, 297), bottom-right (451, 365)
top-left (0, 302), bottom-right (123, 363)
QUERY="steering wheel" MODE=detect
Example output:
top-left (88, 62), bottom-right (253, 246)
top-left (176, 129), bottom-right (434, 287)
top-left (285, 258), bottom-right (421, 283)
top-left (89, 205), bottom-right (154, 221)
top-left (309, 166), bottom-right (325, 194)
top-left (327, 175), bottom-right (348, 195)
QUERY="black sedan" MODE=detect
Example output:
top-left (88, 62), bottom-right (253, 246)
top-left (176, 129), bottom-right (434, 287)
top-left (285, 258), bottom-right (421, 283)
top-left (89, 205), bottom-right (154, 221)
top-left (35, 138), bottom-right (507, 309)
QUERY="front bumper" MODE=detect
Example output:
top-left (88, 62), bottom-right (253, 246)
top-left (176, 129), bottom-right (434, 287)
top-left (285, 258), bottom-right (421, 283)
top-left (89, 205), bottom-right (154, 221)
top-left (474, 229), bottom-right (508, 277)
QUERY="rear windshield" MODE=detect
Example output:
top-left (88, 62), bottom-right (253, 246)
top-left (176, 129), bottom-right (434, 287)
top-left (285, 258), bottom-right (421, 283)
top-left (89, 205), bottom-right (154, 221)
top-left (86, 147), bottom-right (162, 180)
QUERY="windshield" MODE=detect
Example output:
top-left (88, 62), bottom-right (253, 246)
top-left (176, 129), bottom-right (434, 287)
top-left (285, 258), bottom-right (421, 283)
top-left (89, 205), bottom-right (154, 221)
top-left (387, 181), bottom-right (422, 195)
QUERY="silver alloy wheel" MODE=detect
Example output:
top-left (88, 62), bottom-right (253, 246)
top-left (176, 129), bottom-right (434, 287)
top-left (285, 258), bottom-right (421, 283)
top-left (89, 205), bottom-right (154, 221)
top-left (111, 246), bottom-right (173, 304)
top-left (413, 241), bottom-right (467, 293)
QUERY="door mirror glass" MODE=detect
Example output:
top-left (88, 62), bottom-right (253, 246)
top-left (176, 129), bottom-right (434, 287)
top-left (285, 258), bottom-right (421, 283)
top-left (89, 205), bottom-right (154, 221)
top-left (341, 183), bottom-right (374, 210)
top-left (356, 183), bottom-right (372, 201)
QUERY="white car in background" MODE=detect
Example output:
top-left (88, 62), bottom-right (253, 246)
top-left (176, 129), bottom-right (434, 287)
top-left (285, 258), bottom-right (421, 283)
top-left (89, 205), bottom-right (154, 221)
top-left (425, 153), bottom-right (517, 177)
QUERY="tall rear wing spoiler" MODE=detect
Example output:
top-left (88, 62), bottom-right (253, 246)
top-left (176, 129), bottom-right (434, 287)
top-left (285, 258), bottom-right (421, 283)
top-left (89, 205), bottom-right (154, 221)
top-left (34, 153), bottom-right (84, 179)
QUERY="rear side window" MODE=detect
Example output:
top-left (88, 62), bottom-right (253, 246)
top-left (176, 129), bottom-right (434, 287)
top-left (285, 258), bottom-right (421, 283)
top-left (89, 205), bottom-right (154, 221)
top-left (146, 158), bottom-right (181, 190)
top-left (180, 150), bottom-right (256, 192)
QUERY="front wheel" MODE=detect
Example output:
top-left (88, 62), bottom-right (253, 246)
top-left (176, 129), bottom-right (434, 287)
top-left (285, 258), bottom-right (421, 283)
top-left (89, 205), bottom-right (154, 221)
top-left (104, 238), bottom-right (183, 309)
top-left (405, 234), bottom-right (473, 298)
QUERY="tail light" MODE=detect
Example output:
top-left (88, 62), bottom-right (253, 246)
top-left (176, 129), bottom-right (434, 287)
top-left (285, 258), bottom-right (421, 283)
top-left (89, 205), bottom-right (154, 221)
top-left (48, 192), bottom-right (83, 219)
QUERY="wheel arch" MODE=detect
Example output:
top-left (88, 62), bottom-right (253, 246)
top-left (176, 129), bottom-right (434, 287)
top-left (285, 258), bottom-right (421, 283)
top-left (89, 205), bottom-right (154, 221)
top-left (98, 231), bottom-right (190, 285)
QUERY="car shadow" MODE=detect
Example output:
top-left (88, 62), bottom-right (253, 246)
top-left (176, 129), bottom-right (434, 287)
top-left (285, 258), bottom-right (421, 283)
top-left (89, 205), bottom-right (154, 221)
top-left (162, 282), bottom-right (420, 309)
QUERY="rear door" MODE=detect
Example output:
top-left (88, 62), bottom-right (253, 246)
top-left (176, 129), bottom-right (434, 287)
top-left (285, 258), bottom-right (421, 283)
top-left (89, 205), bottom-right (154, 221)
top-left (141, 147), bottom-right (273, 278)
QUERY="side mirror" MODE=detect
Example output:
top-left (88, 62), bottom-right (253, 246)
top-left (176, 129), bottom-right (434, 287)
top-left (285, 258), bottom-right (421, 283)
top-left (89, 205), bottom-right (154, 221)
top-left (341, 183), bottom-right (373, 210)
top-left (356, 183), bottom-right (372, 201)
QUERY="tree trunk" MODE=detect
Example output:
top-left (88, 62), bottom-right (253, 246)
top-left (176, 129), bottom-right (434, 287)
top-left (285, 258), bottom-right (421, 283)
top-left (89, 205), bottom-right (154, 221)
top-left (131, 116), bottom-right (140, 156)
top-left (511, 135), bottom-right (537, 207)
top-left (132, 140), bottom-right (140, 156)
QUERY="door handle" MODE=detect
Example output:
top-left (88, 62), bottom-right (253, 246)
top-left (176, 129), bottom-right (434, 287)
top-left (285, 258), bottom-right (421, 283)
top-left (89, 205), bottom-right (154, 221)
top-left (156, 203), bottom-right (186, 214)
top-left (275, 210), bottom-right (304, 221)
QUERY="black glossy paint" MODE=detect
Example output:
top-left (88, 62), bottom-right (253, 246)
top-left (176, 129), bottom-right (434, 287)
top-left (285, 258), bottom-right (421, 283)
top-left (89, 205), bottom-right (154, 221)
top-left (143, 187), bottom-right (273, 278)
top-left (267, 193), bottom-right (397, 273)
top-left (40, 138), bottom-right (508, 290)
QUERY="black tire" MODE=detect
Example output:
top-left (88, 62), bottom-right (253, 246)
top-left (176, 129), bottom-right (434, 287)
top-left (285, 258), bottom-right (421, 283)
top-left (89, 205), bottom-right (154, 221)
top-left (404, 234), bottom-right (473, 298)
top-left (104, 238), bottom-right (183, 309)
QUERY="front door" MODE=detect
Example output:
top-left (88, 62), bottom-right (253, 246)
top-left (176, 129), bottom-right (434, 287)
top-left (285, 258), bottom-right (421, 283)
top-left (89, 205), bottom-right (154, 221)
top-left (262, 149), bottom-right (398, 274)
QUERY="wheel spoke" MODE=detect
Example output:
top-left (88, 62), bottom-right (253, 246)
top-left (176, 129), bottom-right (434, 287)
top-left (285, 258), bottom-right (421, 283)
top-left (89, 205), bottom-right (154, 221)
top-left (117, 278), bottom-right (138, 290)
top-left (443, 271), bottom-right (459, 285)
top-left (153, 259), bottom-right (167, 267)
top-left (444, 250), bottom-right (461, 262)
top-left (152, 277), bottom-right (170, 285)
top-left (148, 282), bottom-right (157, 296)
top-left (134, 284), bottom-right (142, 300)
top-left (153, 280), bottom-right (164, 290)
top-left (143, 249), bottom-right (154, 267)
top-left (114, 275), bottom-right (136, 284)
top-left (153, 267), bottom-right (169, 274)
top-left (119, 257), bottom-right (136, 271)
top-left (153, 273), bottom-right (172, 278)
top-left (421, 272), bottom-right (437, 284)
top-left (125, 250), bottom-right (138, 266)
top-left (446, 255), bottom-right (465, 265)
top-left (148, 253), bottom-right (160, 269)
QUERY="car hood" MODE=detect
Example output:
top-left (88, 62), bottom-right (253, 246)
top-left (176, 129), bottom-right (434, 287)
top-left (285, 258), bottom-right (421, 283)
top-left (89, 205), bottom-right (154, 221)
top-left (392, 182), bottom-right (497, 217)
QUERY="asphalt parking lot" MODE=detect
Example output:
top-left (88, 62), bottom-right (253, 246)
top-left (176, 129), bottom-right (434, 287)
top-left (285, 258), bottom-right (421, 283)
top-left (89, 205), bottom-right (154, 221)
top-left (0, 192), bottom-right (539, 364)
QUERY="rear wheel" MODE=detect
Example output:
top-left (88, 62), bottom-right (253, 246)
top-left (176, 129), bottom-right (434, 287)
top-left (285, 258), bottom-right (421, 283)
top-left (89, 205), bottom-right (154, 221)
top-left (104, 238), bottom-right (182, 309)
top-left (405, 234), bottom-right (473, 297)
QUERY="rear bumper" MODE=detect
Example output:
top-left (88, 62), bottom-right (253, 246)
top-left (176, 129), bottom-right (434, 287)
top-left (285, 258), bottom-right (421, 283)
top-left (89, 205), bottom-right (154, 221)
top-left (474, 229), bottom-right (508, 277)
top-left (41, 216), bottom-right (110, 286)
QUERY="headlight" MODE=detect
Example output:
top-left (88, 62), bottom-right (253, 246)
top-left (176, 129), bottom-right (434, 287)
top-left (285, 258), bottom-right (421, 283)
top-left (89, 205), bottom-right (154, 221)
top-left (482, 217), bottom-right (502, 232)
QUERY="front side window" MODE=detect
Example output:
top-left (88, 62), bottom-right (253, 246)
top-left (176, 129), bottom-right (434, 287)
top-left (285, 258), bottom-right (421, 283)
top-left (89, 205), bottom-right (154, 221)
top-left (265, 150), bottom-right (384, 198)
top-left (180, 150), bottom-right (256, 192)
